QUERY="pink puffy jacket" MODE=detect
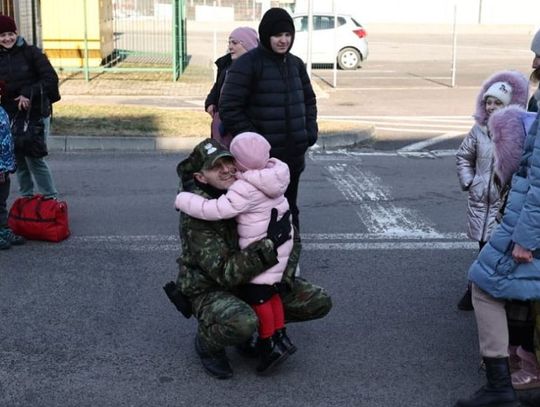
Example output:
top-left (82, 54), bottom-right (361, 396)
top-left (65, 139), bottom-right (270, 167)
top-left (175, 158), bottom-right (293, 285)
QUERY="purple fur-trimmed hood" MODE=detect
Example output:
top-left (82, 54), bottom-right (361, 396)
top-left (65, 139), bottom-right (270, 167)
top-left (474, 70), bottom-right (529, 126)
top-left (489, 105), bottom-right (533, 186)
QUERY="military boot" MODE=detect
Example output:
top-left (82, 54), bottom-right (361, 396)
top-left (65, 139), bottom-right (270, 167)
top-left (256, 336), bottom-right (289, 375)
top-left (194, 335), bottom-right (233, 379)
top-left (235, 333), bottom-right (259, 358)
top-left (274, 328), bottom-right (297, 354)
top-left (454, 357), bottom-right (519, 407)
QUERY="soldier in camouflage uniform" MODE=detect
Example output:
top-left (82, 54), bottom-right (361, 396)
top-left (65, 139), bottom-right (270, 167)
top-left (166, 139), bottom-right (332, 379)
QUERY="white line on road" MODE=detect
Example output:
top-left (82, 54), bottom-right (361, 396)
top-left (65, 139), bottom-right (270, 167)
top-left (62, 234), bottom-right (475, 251)
top-left (398, 132), bottom-right (463, 152)
top-left (303, 241), bottom-right (476, 250)
top-left (326, 163), bottom-right (438, 235)
top-left (309, 149), bottom-right (458, 159)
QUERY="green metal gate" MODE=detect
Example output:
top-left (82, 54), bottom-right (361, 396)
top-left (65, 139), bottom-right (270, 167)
top-left (49, 0), bottom-right (187, 81)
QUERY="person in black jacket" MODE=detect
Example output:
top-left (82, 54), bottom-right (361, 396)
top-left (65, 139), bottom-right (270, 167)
top-left (219, 8), bottom-right (318, 233)
top-left (205, 26), bottom-right (258, 118)
top-left (0, 15), bottom-right (59, 199)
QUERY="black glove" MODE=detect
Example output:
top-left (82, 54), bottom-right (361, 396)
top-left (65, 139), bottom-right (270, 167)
top-left (266, 208), bottom-right (292, 249)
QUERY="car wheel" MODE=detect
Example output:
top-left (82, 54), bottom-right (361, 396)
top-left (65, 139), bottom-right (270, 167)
top-left (337, 47), bottom-right (361, 70)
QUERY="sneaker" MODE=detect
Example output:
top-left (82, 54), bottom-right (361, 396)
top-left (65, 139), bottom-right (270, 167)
top-left (0, 228), bottom-right (25, 246)
top-left (0, 236), bottom-right (10, 250)
top-left (509, 345), bottom-right (521, 374)
top-left (194, 335), bottom-right (233, 379)
top-left (457, 287), bottom-right (473, 311)
top-left (512, 347), bottom-right (540, 390)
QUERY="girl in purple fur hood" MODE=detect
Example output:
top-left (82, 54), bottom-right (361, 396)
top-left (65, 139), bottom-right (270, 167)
top-left (455, 70), bottom-right (529, 312)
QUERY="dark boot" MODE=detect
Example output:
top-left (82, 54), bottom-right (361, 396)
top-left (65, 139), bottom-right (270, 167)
top-left (235, 333), bottom-right (259, 358)
top-left (454, 357), bottom-right (519, 407)
top-left (457, 286), bottom-right (474, 311)
top-left (274, 328), bottom-right (297, 355)
top-left (194, 335), bottom-right (233, 379)
top-left (256, 336), bottom-right (289, 375)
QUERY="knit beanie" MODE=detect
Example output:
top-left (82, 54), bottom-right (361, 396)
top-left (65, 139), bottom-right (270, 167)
top-left (258, 8), bottom-right (295, 51)
top-left (229, 132), bottom-right (270, 172)
top-left (230, 26), bottom-right (258, 52)
top-left (483, 81), bottom-right (513, 106)
top-left (0, 15), bottom-right (17, 34)
top-left (532, 28), bottom-right (540, 55)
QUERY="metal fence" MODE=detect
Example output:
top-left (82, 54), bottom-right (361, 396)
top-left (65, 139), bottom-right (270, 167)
top-left (40, 0), bottom-right (187, 81)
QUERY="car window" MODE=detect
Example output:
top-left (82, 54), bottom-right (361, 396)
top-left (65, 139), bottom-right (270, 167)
top-left (294, 15), bottom-right (347, 31)
top-left (293, 16), bottom-right (308, 32)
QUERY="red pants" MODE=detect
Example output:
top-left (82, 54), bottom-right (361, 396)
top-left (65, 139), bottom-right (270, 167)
top-left (252, 293), bottom-right (285, 339)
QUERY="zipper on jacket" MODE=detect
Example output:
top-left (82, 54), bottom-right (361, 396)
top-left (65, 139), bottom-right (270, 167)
top-left (481, 155), bottom-right (495, 242)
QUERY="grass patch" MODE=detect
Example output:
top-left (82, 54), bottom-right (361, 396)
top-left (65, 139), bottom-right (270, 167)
top-left (53, 103), bottom-right (368, 138)
top-left (54, 104), bottom-right (211, 137)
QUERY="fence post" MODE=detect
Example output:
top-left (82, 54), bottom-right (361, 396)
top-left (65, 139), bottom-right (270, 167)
top-left (172, 0), bottom-right (179, 81)
top-left (83, 0), bottom-right (90, 82)
top-left (451, 3), bottom-right (457, 88)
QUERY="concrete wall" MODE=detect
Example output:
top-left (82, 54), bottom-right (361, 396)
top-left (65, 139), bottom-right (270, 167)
top-left (293, 0), bottom-right (540, 26)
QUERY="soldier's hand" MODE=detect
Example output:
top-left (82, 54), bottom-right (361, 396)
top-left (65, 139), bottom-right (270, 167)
top-left (267, 209), bottom-right (291, 249)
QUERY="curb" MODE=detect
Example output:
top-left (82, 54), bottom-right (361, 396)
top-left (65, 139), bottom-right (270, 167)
top-left (48, 126), bottom-right (375, 152)
top-left (48, 135), bottom-right (206, 152)
top-left (316, 125), bottom-right (375, 150)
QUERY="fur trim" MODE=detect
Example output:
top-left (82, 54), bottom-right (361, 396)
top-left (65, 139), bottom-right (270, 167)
top-left (489, 105), bottom-right (528, 186)
top-left (474, 70), bottom-right (529, 126)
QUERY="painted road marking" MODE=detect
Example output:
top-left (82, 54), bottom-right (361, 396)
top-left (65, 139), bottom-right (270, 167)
top-left (397, 131), bottom-right (463, 152)
top-left (56, 234), bottom-right (476, 252)
top-left (326, 163), bottom-right (438, 235)
top-left (319, 115), bottom-right (472, 134)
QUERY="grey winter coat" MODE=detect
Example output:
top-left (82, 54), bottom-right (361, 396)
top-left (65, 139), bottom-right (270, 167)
top-left (456, 124), bottom-right (500, 242)
top-left (455, 70), bottom-right (529, 243)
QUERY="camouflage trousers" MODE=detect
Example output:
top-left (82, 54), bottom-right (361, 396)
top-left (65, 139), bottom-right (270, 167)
top-left (190, 278), bottom-right (332, 352)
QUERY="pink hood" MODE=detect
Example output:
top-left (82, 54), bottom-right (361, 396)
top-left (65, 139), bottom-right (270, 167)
top-left (489, 105), bottom-right (536, 186)
top-left (474, 70), bottom-right (529, 126)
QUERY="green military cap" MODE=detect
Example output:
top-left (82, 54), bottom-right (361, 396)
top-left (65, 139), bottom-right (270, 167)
top-left (177, 138), bottom-right (233, 179)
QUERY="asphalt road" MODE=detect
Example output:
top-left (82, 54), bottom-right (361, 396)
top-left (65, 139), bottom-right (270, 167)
top-left (0, 149), bottom-right (510, 407)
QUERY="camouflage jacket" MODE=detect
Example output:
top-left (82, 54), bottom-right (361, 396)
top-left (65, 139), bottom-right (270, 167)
top-left (176, 185), bottom-right (300, 299)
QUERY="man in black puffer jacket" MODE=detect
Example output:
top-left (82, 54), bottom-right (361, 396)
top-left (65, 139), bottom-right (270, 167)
top-left (219, 8), bottom-right (318, 232)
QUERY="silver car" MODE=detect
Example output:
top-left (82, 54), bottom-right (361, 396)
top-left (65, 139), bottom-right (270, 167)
top-left (291, 13), bottom-right (369, 70)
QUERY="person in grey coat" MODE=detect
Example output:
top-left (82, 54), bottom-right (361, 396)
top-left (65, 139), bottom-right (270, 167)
top-left (454, 28), bottom-right (540, 407)
top-left (455, 70), bottom-right (529, 311)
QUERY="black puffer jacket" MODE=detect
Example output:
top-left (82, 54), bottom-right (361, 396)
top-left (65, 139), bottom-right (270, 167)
top-left (204, 53), bottom-right (232, 112)
top-left (219, 29), bottom-right (317, 166)
top-left (0, 36), bottom-right (59, 119)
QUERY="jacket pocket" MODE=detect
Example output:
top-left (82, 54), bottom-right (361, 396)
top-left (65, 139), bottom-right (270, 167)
top-left (494, 254), bottom-right (518, 276)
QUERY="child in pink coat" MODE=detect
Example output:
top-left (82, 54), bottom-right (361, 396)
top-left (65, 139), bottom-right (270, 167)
top-left (175, 131), bottom-right (295, 374)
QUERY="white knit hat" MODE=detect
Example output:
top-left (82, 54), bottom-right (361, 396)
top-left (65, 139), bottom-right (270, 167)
top-left (483, 81), bottom-right (513, 106)
top-left (531, 28), bottom-right (540, 55)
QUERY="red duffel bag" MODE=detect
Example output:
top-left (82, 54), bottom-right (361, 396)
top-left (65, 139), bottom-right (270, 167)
top-left (8, 195), bottom-right (70, 242)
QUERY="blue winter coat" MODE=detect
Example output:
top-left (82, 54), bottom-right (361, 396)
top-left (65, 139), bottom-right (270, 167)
top-left (469, 110), bottom-right (540, 300)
